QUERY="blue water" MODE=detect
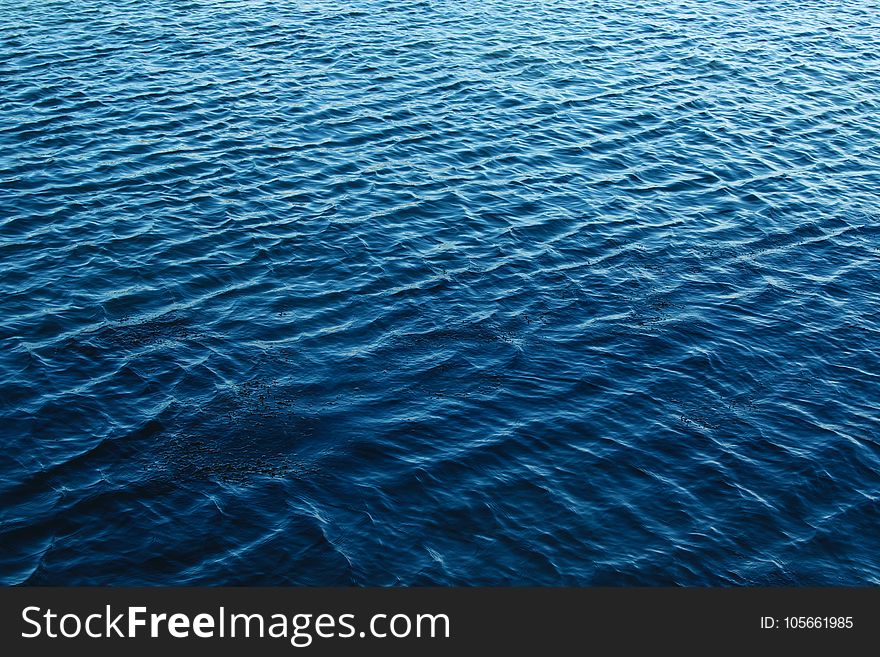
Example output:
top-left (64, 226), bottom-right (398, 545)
top-left (2, 0), bottom-right (879, 586)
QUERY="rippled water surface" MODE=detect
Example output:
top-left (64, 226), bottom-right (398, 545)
top-left (2, 0), bottom-right (880, 585)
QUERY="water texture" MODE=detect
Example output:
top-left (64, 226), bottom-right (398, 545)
top-left (1, 0), bottom-right (879, 585)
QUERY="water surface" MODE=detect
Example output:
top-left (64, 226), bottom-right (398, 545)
top-left (2, 0), bottom-right (880, 585)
